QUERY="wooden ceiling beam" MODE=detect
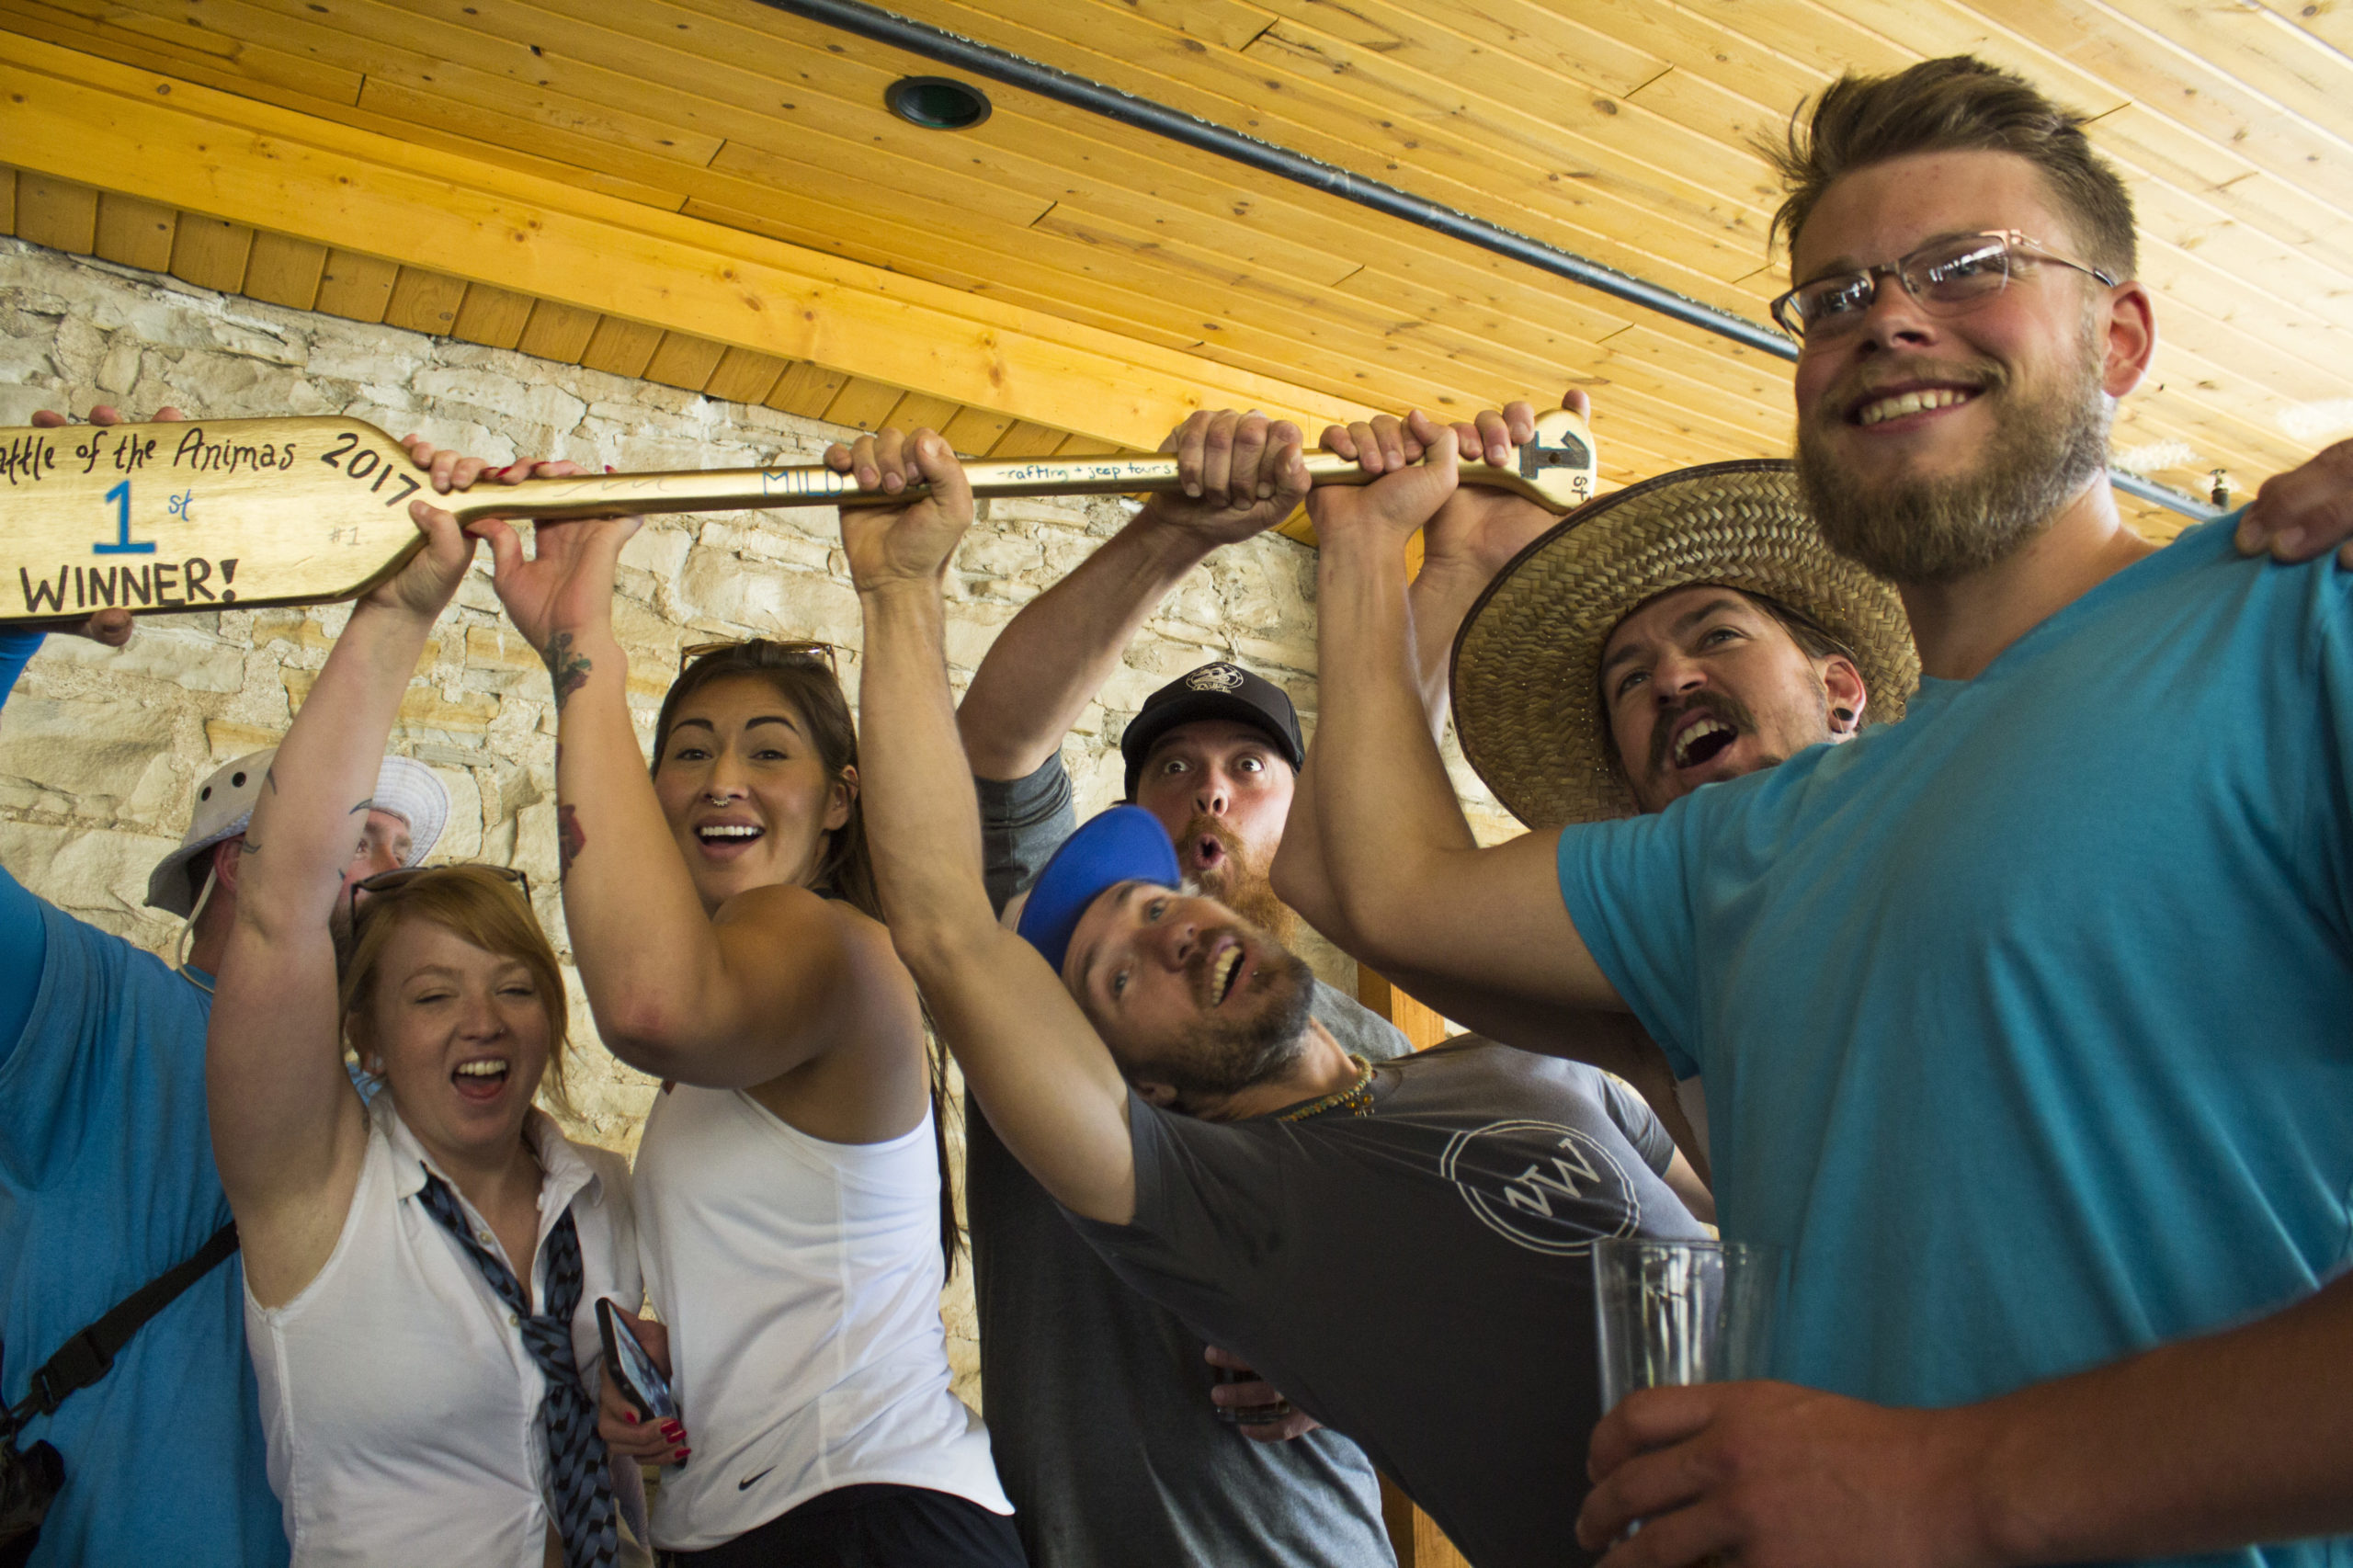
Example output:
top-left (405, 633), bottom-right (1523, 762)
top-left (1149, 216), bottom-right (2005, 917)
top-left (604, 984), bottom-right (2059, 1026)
top-left (0, 32), bottom-right (1376, 451)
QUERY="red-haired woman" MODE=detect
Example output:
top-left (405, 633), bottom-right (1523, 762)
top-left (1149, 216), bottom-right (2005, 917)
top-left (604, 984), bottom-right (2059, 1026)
top-left (207, 459), bottom-right (642, 1568)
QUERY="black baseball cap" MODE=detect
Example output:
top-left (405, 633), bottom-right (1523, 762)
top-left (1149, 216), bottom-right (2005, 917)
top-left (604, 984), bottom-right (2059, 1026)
top-left (1120, 662), bottom-right (1305, 800)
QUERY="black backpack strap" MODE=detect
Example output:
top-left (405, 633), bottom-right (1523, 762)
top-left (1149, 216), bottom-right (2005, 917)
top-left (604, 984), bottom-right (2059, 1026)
top-left (6, 1221), bottom-right (238, 1426)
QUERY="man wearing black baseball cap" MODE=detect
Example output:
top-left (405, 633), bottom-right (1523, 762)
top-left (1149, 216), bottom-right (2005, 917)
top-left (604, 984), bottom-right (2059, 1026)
top-left (1112, 659), bottom-right (1304, 938)
top-left (1120, 661), bottom-right (1302, 788)
top-left (925, 410), bottom-right (1407, 1568)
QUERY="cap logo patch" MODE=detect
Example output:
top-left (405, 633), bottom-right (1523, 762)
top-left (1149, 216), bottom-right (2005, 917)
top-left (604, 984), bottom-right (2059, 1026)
top-left (1186, 664), bottom-right (1245, 693)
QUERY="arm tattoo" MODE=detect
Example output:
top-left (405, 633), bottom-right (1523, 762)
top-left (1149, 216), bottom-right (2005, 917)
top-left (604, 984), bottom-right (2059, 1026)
top-left (349, 798), bottom-right (375, 815)
top-left (541, 631), bottom-right (592, 714)
top-left (238, 838), bottom-right (261, 856)
top-left (556, 803), bottom-right (585, 882)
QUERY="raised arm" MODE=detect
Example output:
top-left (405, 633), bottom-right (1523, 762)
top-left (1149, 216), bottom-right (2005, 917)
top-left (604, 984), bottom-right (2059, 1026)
top-left (846, 431), bottom-right (1139, 1224)
top-left (4, 410), bottom-right (183, 1066)
top-left (1322, 395), bottom-right (1586, 733)
top-left (208, 483), bottom-right (474, 1304)
top-left (460, 464), bottom-right (908, 1091)
top-left (949, 410), bottom-right (1309, 780)
top-left (1279, 396), bottom-right (1575, 958)
top-left (1271, 428), bottom-right (1622, 1011)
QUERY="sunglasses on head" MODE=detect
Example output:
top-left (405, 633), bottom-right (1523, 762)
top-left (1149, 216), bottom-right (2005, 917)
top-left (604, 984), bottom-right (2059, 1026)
top-left (678, 639), bottom-right (840, 675)
top-left (347, 865), bottom-right (533, 924)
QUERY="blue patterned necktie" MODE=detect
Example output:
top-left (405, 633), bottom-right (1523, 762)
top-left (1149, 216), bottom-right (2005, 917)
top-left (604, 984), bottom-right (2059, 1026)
top-left (417, 1168), bottom-right (618, 1568)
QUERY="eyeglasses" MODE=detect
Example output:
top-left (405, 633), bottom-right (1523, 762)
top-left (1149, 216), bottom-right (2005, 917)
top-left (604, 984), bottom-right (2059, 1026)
top-left (1768, 230), bottom-right (2119, 343)
top-left (678, 639), bottom-right (839, 675)
top-left (347, 865), bottom-right (532, 924)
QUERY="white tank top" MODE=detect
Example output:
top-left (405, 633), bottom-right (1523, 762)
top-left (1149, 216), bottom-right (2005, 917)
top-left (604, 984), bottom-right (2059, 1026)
top-left (632, 1084), bottom-right (1010, 1550)
top-left (244, 1101), bottom-right (645, 1566)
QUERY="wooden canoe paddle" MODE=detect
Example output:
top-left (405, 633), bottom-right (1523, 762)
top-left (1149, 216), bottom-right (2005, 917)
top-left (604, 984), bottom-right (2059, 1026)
top-left (1, 409), bottom-right (1594, 625)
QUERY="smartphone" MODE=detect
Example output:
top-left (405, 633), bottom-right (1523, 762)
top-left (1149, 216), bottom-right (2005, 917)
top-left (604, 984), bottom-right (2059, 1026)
top-left (596, 1298), bottom-right (679, 1426)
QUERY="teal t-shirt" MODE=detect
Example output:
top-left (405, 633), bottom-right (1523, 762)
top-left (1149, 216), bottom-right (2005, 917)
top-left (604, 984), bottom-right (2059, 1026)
top-left (1557, 517), bottom-right (2352, 1568)
top-left (1, 630), bottom-right (287, 1568)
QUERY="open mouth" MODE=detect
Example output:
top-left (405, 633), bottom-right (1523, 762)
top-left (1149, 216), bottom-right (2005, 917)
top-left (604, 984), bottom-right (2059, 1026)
top-left (1206, 940), bottom-right (1245, 1006)
top-left (1671, 716), bottom-right (1739, 770)
top-left (1851, 386), bottom-right (1980, 426)
top-left (1191, 834), bottom-right (1225, 873)
top-left (452, 1057), bottom-right (511, 1101)
top-left (696, 823), bottom-right (763, 851)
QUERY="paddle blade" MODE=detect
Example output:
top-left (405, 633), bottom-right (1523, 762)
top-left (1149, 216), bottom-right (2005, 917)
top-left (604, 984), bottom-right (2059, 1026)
top-left (2, 415), bottom-right (427, 624)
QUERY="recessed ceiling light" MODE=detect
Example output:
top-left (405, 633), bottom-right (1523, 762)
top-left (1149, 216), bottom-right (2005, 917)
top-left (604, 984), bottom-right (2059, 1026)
top-left (885, 74), bottom-right (992, 131)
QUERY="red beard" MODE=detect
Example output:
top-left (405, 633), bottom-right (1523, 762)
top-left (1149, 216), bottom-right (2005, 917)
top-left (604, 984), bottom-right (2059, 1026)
top-left (1174, 812), bottom-right (1297, 945)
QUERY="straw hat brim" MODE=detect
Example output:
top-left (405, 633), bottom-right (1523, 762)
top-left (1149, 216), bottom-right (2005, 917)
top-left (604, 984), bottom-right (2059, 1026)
top-left (1449, 460), bottom-right (1918, 829)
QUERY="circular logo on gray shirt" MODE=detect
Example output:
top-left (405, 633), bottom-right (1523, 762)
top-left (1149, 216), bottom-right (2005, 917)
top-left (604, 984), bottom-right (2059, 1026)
top-left (1438, 1119), bottom-right (1640, 1256)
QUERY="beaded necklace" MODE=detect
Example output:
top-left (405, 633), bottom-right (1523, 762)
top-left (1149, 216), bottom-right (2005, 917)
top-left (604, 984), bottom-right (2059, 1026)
top-left (1274, 1053), bottom-right (1378, 1122)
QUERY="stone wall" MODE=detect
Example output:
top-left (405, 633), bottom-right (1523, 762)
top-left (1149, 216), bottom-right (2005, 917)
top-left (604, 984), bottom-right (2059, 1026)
top-left (0, 236), bottom-right (1518, 1403)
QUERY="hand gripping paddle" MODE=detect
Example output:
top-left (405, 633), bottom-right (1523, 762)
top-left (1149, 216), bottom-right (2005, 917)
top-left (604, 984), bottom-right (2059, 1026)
top-left (0, 409), bottom-right (1594, 625)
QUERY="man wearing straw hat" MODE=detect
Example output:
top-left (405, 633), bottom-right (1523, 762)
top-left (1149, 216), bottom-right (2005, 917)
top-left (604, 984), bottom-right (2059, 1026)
top-left (1277, 449), bottom-right (1916, 1171)
top-left (0, 406), bottom-right (450, 1568)
top-left (1282, 53), bottom-right (2353, 1568)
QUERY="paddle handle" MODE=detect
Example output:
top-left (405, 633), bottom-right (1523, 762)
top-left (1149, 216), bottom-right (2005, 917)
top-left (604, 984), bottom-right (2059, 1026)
top-left (446, 447), bottom-right (1585, 525)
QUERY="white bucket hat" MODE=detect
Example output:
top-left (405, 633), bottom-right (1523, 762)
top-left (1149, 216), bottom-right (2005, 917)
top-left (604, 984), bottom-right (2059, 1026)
top-left (145, 746), bottom-right (450, 915)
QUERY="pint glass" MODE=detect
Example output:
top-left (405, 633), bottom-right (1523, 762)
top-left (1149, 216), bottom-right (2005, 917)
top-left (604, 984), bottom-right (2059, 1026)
top-left (1593, 1238), bottom-right (1782, 1411)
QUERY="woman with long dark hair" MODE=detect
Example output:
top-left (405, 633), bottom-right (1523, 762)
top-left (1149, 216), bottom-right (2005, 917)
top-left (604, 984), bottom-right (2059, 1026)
top-left (451, 448), bottom-right (1019, 1568)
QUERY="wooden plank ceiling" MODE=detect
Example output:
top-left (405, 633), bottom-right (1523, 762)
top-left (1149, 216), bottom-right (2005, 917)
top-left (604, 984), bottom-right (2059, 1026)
top-left (0, 166), bottom-right (1115, 459)
top-left (5, 0), bottom-right (2352, 538)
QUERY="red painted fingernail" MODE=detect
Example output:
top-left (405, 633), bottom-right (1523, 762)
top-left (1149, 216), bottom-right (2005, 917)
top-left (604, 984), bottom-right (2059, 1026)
top-left (622, 1411), bottom-right (638, 1426)
top-left (659, 1421), bottom-right (684, 1439)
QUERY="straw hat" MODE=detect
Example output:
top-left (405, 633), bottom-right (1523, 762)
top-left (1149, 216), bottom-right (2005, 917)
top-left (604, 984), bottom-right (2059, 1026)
top-left (1449, 460), bottom-right (1917, 828)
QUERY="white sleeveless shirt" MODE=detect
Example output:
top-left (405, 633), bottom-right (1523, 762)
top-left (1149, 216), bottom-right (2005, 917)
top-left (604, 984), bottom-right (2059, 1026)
top-left (244, 1099), bottom-right (644, 1566)
top-left (632, 1085), bottom-right (1010, 1550)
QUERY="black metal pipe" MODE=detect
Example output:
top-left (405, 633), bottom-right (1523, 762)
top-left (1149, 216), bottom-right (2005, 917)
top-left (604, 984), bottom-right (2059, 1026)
top-left (761, 0), bottom-right (2224, 521)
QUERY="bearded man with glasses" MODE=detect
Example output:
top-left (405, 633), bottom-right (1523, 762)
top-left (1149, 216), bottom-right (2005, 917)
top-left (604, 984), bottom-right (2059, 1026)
top-left (1284, 53), bottom-right (2353, 1568)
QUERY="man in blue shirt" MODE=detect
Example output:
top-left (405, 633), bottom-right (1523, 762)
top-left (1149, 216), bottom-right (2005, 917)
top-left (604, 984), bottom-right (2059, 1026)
top-left (1283, 54), bottom-right (2353, 1568)
top-left (0, 408), bottom-right (452, 1567)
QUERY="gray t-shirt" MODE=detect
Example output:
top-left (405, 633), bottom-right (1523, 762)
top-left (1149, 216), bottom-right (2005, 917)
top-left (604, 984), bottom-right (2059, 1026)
top-left (972, 754), bottom-right (1410, 1568)
top-left (1068, 1040), bottom-right (1699, 1568)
